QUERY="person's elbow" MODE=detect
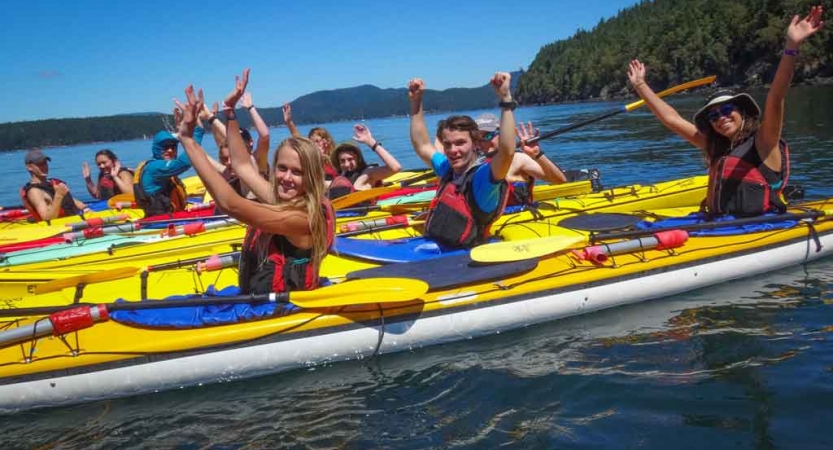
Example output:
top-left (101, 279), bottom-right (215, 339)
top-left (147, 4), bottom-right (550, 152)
top-left (389, 161), bottom-right (402, 174)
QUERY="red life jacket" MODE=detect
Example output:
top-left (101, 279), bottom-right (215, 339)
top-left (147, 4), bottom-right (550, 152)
top-left (327, 171), bottom-right (360, 200)
top-left (97, 168), bottom-right (134, 200)
top-left (705, 137), bottom-right (790, 217)
top-left (327, 167), bottom-right (382, 206)
top-left (20, 178), bottom-right (81, 222)
top-left (324, 162), bottom-right (339, 181)
top-left (238, 201), bottom-right (336, 295)
top-left (424, 164), bottom-right (509, 248)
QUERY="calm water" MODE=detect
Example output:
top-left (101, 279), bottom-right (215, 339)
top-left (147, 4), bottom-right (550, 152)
top-left (2, 86), bottom-right (833, 449)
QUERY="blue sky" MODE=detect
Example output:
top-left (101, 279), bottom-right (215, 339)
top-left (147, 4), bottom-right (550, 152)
top-left (1, 0), bottom-right (641, 123)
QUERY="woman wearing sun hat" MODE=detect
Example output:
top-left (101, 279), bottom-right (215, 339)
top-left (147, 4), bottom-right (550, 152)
top-left (627, 5), bottom-right (824, 217)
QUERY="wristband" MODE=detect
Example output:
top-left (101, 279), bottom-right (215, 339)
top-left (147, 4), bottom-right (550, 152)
top-left (371, 141), bottom-right (382, 152)
top-left (207, 115), bottom-right (217, 126)
top-left (534, 151), bottom-right (545, 160)
top-left (784, 48), bottom-right (799, 57)
top-left (632, 81), bottom-right (646, 89)
top-left (499, 100), bottom-right (517, 111)
top-left (246, 105), bottom-right (255, 111)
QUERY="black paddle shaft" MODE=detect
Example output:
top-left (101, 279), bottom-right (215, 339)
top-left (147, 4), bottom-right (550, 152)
top-left (591, 210), bottom-right (827, 242)
top-left (525, 108), bottom-right (623, 145)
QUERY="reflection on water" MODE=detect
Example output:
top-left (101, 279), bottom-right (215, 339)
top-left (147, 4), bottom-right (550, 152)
top-left (2, 259), bottom-right (832, 449)
top-left (1, 86), bottom-right (833, 449)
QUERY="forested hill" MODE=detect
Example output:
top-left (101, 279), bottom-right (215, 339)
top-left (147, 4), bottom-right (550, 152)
top-left (516, 0), bottom-right (833, 104)
top-left (0, 81), bottom-right (505, 151)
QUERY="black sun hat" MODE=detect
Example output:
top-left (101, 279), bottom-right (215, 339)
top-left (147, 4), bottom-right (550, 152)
top-left (693, 90), bottom-right (761, 132)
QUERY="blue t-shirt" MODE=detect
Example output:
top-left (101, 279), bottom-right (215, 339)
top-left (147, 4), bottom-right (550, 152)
top-left (430, 152), bottom-right (503, 214)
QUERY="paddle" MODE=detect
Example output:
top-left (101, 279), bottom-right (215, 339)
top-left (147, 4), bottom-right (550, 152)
top-left (525, 75), bottom-right (717, 145)
top-left (34, 267), bottom-right (142, 294)
top-left (470, 235), bottom-right (586, 263)
top-left (471, 207), bottom-right (833, 263)
top-left (0, 214), bottom-right (135, 245)
top-left (332, 172), bottom-right (439, 210)
top-left (107, 193), bottom-right (136, 210)
top-left (589, 208), bottom-right (833, 242)
top-left (1, 277), bottom-right (429, 318)
top-left (337, 220), bottom-right (425, 237)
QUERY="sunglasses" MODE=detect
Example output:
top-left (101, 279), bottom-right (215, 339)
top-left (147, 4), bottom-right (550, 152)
top-left (706, 103), bottom-right (737, 122)
top-left (161, 141), bottom-right (178, 150)
top-left (482, 130), bottom-right (500, 140)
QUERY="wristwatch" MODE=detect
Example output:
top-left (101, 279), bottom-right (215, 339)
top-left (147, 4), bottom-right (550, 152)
top-left (499, 100), bottom-right (517, 111)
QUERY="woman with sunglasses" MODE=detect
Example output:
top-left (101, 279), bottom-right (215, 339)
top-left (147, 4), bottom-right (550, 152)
top-left (627, 6), bottom-right (824, 217)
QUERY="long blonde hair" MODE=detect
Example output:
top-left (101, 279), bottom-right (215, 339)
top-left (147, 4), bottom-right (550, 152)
top-left (259, 136), bottom-right (330, 274)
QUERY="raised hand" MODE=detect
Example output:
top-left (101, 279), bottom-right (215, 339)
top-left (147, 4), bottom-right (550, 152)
top-left (627, 59), bottom-right (646, 86)
top-left (408, 78), bottom-right (425, 102)
top-left (199, 102), bottom-right (213, 121)
top-left (241, 92), bottom-right (253, 109)
top-left (174, 85), bottom-right (205, 138)
top-left (82, 162), bottom-right (91, 179)
top-left (353, 123), bottom-right (374, 145)
top-left (111, 159), bottom-right (122, 177)
top-left (282, 103), bottom-right (293, 123)
top-left (490, 72), bottom-right (512, 102)
top-left (223, 68), bottom-right (250, 111)
top-left (787, 5), bottom-right (824, 47)
top-left (517, 122), bottom-right (542, 157)
top-left (173, 106), bottom-right (183, 131)
top-left (211, 102), bottom-right (219, 118)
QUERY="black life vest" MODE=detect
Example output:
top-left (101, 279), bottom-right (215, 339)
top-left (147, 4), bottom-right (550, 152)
top-left (238, 202), bottom-right (336, 295)
top-left (97, 168), bottom-right (134, 200)
top-left (20, 178), bottom-right (81, 222)
top-left (483, 155), bottom-right (533, 207)
top-left (705, 137), bottom-right (790, 217)
top-left (424, 164), bottom-right (509, 248)
top-left (132, 160), bottom-right (188, 216)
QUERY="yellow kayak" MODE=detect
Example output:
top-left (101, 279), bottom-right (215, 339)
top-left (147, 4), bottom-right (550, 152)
top-left (0, 176), bottom-right (707, 309)
top-left (0, 199), bottom-right (830, 412)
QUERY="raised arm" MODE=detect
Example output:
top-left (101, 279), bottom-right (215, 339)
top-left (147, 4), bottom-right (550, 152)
top-left (204, 102), bottom-right (228, 149)
top-left (628, 60), bottom-right (706, 150)
top-left (111, 160), bottom-right (135, 196)
top-left (408, 78), bottom-right (435, 167)
top-left (756, 5), bottom-right (825, 170)
top-left (489, 72), bottom-right (516, 181)
top-left (177, 85), bottom-right (311, 240)
top-left (242, 92), bottom-right (270, 174)
top-left (222, 69), bottom-right (274, 203)
top-left (352, 123), bottom-right (402, 188)
top-left (81, 162), bottom-right (99, 198)
top-left (283, 103), bottom-right (301, 138)
top-left (515, 122), bottom-right (566, 184)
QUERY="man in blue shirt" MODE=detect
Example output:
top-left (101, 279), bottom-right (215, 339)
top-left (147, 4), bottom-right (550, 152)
top-left (408, 72), bottom-right (517, 248)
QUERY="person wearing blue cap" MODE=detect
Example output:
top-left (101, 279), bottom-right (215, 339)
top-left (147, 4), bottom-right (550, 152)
top-left (20, 148), bottom-right (88, 222)
top-left (133, 122), bottom-right (204, 216)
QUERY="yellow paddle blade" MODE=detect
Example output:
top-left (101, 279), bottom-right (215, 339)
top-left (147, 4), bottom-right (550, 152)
top-left (289, 278), bottom-right (429, 308)
top-left (624, 76), bottom-right (717, 112)
top-left (107, 193), bottom-right (136, 209)
top-left (35, 267), bottom-right (141, 294)
top-left (331, 186), bottom-right (402, 210)
top-left (471, 235), bottom-right (587, 263)
top-left (0, 224), bottom-right (68, 244)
